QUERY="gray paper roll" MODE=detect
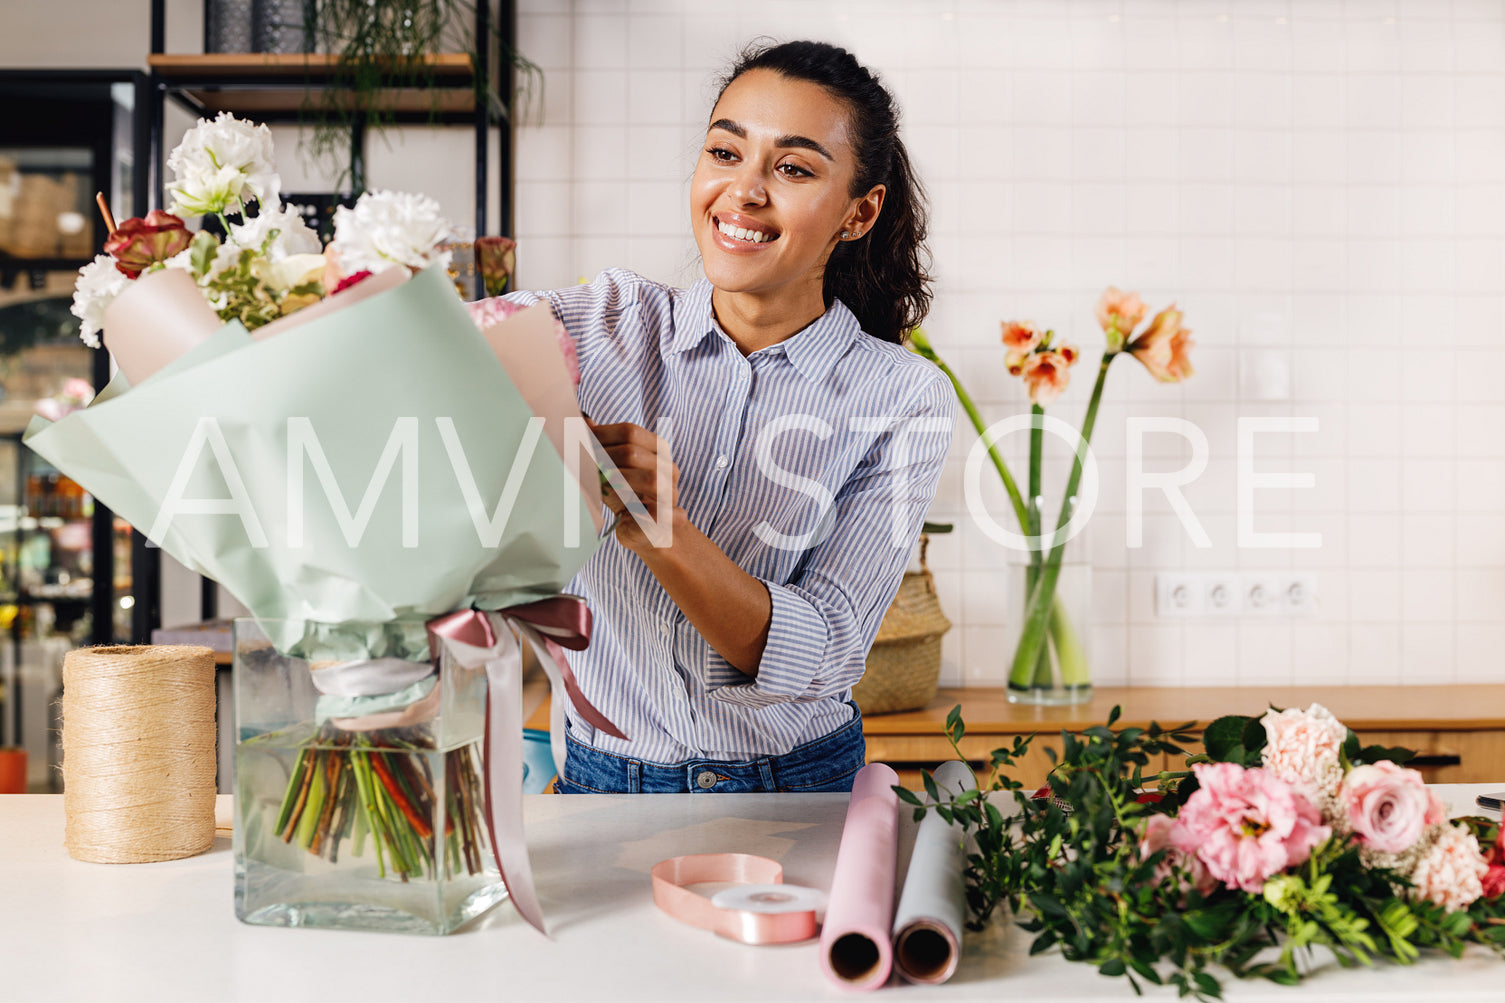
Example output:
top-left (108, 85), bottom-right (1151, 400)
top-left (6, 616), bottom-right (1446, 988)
top-left (891, 759), bottom-right (976, 985)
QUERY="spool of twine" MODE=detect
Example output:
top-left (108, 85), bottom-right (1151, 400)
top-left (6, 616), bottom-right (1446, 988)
top-left (62, 645), bottom-right (217, 863)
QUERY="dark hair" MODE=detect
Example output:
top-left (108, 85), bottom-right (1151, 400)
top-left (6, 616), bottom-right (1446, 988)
top-left (715, 40), bottom-right (932, 344)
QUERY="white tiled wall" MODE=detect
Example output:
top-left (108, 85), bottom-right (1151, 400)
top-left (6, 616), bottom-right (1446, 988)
top-left (520, 0), bottom-right (1504, 689)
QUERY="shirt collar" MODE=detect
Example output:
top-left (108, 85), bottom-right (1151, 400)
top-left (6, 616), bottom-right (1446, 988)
top-left (669, 278), bottom-right (861, 385)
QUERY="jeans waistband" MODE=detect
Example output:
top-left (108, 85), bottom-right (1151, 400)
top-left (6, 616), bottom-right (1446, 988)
top-left (561, 707), bottom-right (865, 794)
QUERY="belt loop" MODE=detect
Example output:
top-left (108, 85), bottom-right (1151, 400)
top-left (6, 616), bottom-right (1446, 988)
top-left (629, 759), bottom-right (642, 794)
top-left (757, 758), bottom-right (775, 792)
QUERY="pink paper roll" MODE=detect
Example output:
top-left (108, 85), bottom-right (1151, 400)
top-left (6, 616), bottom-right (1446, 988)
top-left (819, 762), bottom-right (900, 991)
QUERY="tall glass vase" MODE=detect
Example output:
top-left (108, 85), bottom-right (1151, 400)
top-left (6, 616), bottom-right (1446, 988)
top-left (233, 618), bottom-right (507, 935)
top-left (1005, 559), bottom-right (1092, 705)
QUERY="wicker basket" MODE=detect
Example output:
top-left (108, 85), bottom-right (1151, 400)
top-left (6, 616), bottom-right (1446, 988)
top-left (852, 535), bottom-right (952, 715)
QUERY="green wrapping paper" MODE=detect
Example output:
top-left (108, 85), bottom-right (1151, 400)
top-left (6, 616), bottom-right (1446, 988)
top-left (24, 265), bottom-right (601, 626)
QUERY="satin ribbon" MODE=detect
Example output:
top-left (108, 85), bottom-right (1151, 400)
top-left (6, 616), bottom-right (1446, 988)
top-left (651, 853), bottom-right (820, 945)
top-left (425, 598), bottom-right (624, 937)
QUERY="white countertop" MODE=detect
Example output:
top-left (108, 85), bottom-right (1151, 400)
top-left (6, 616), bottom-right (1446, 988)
top-left (2, 786), bottom-right (1502, 1003)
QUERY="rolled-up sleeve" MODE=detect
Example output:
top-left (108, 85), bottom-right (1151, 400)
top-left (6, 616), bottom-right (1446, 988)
top-left (708, 370), bottom-right (957, 708)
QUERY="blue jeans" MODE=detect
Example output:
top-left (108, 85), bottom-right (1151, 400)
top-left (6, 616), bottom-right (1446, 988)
top-left (555, 707), bottom-right (866, 794)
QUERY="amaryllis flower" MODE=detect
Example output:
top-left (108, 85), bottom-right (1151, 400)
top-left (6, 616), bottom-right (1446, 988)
top-left (331, 189), bottom-right (453, 274)
top-left (1095, 286), bottom-right (1147, 349)
top-left (1260, 703), bottom-right (1348, 803)
top-left (103, 210), bottom-right (192, 278)
top-left (1020, 349), bottom-right (1075, 407)
top-left (70, 254), bottom-right (130, 348)
top-left (1409, 824), bottom-right (1489, 913)
top-left (166, 111), bottom-right (280, 217)
top-left (1171, 762), bottom-right (1331, 894)
top-left (1126, 304), bottom-right (1194, 382)
top-left (466, 296), bottom-right (580, 387)
top-left (1340, 761), bottom-right (1447, 854)
top-left (476, 235), bottom-right (517, 297)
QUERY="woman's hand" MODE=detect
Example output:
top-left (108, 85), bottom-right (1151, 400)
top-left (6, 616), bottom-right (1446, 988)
top-left (588, 419), bottom-right (683, 552)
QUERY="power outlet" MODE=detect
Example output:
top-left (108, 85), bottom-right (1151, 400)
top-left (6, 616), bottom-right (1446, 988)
top-left (1155, 572), bottom-right (1318, 618)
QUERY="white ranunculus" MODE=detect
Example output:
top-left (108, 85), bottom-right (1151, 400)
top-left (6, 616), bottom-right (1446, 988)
top-left (229, 205), bottom-right (322, 260)
top-left (166, 112), bottom-right (280, 217)
top-left (70, 254), bottom-right (130, 348)
top-left (330, 189), bottom-right (453, 274)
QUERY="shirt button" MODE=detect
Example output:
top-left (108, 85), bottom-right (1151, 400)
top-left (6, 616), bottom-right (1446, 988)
top-left (714, 455), bottom-right (729, 469)
top-left (695, 770), bottom-right (718, 790)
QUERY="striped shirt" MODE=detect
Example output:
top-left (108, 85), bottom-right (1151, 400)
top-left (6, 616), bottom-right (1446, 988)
top-left (504, 269), bottom-right (955, 762)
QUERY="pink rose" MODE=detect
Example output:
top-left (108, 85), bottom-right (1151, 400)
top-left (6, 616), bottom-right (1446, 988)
top-left (1340, 761), bottom-right (1447, 854)
top-left (1171, 762), bottom-right (1331, 894)
top-left (1139, 814), bottom-right (1216, 899)
top-left (467, 296), bottom-right (580, 387)
top-left (1409, 824), bottom-right (1488, 913)
top-left (1260, 703), bottom-right (1348, 802)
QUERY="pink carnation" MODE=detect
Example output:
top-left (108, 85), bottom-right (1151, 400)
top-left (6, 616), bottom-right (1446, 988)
top-left (1260, 703), bottom-right (1347, 801)
top-left (467, 296), bottom-right (580, 387)
top-left (1139, 814), bottom-right (1216, 899)
top-left (1171, 762), bottom-right (1331, 894)
top-left (1409, 824), bottom-right (1488, 913)
top-left (1340, 761), bottom-right (1447, 854)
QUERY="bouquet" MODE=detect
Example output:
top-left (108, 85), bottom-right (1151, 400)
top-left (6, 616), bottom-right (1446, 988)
top-left (908, 705), bottom-right (1505, 997)
top-left (909, 289), bottom-right (1194, 701)
top-left (36, 112), bottom-right (613, 933)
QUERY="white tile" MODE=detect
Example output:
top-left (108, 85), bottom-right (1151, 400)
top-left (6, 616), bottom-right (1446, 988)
top-left (1091, 623), bottom-right (1130, 687)
top-left (1011, 182), bottom-right (1073, 233)
top-left (625, 71), bottom-right (684, 125)
top-left (574, 236), bottom-right (628, 280)
top-left (624, 235), bottom-right (692, 285)
top-left (1293, 132), bottom-right (1345, 183)
top-left (1237, 620), bottom-right (1293, 685)
top-left (961, 625), bottom-right (1014, 685)
top-left (1456, 239), bottom-right (1505, 294)
top-left (514, 126), bottom-right (573, 182)
top-left (572, 125), bottom-right (628, 180)
top-left (1235, 238), bottom-right (1295, 290)
top-left (1128, 624), bottom-right (1184, 685)
top-left (515, 180), bottom-right (572, 238)
top-left (1125, 72), bottom-right (1177, 127)
top-left (1456, 130), bottom-right (1505, 184)
top-left (1344, 292), bottom-right (1400, 345)
top-left (1180, 128), bottom-right (1234, 182)
top-left (1456, 568), bottom-right (1505, 622)
top-left (1292, 186), bottom-right (1346, 237)
top-left (1293, 621), bottom-right (1350, 684)
top-left (1399, 185), bottom-right (1454, 237)
top-left (1346, 348), bottom-right (1402, 401)
top-left (902, 70), bottom-right (962, 127)
top-left (1293, 74), bottom-right (1344, 130)
top-left (625, 180), bottom-right (684, 236)
top-left (958, 70), bottom-right (1011, 125)
top-left (1126, 128), bottom-right (1180, 181)
top-left (1399, 18), bottom-right (1457, 73)
top-left (1012, 71), bottom-right (1074, 126)
top-left (1456, 625), bottom-right (1505, 684)
top-left (1402, 569), bottom-right (1457, 622)
top-left (1400, 512), bottom-right (1456, 569)
top-left (1455, 23), bottom-right (1505, 71)
top-left (1346, 458), bottom-right (1402, 513)
top-left (962, 568), bottom-right (1011, 626)
top-left (515, 236), bottom-right (574, 290)
top-left (1234, 185), bottom-right (1292, 237)
top-left (627, 15), bottom-right (683, 70)
top-left (573, 69), bottom-right (629, 125)
top-left (1343, 18), bottom-right (1400, 73)
top-left (627, 124), bottom-right (693, 181)
top-left (518, 14), bottom-right (573, 71)
top-left (1455, 514), bottom-right (1505, 568)
top-left (574, 14), bottom-right (627, 68)
top-left (1456, 185), bottom-right (1505, 238)
top-left (1455, 76), bottom-right (1505, 130)
top-left (1456, 349), bottom-right (1505, 402)
top-left (1400, 74), bottom-right (1454, 130)
top-left (1401, 459), bottom-right (1456, 513)
top-left (1400, 623), bottom-right (1455, 684)
top-left (1345, 131), bottom-right (1402, 184)
top-left (1179, 183), bottom-right (1234, 234)
top-left (1349, 622), bottom-right (1402, 684)
top-left (1345, 240), bottom-right (1403, 293)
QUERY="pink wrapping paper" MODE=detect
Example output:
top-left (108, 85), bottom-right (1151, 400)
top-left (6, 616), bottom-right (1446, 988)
top-left (101, 267), bottom-right (223, 385)
top-left (819, 762), bottom-right (900, 991)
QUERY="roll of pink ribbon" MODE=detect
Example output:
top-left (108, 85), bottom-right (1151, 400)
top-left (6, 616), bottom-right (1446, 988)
top-left (820, 762), bottom-right (900, 991)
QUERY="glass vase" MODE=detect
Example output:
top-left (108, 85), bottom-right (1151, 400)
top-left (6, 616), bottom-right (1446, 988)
top-left (233, 618), bottom-right (507, 935)
top-left (1005, 559), bottom-right (1092, 706)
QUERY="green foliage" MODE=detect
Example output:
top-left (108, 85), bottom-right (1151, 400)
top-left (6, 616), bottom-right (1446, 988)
top-left (912, 704), bottom-right (1505, 999)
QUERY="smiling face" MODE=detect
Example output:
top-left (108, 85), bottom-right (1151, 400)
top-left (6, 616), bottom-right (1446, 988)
top-left (691, 69), bottom-right (882, 309)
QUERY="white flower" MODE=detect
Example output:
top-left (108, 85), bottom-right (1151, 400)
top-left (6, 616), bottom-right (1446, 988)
top-left (1260, 703), bottom-right (1348, 803)
top-left (229, 205), bottom-right (322, 260)
top-left (1408, 823), bottom-right (1488, 913)
top-left (331, 189), bottom-right (453, 274)
top-left (254, 252), bottom-right (326, 293)
top-left (166, 112), bottom-right (280, 217)
top-left (70, 254), bottom-right (130, 348)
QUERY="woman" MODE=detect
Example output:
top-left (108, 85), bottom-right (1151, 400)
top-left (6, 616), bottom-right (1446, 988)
top-left (501, 40), bottom-right (955, 793)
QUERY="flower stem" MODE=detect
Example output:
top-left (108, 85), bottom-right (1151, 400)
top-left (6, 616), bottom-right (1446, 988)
top-left (1009, 353), bottom-right (1116, 688)
top-left (928, 351), bottom-right (1030, 532)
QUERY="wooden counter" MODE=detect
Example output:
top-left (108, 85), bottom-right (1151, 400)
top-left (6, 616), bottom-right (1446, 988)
top-left (867, 686), bottom-right (1505, 787)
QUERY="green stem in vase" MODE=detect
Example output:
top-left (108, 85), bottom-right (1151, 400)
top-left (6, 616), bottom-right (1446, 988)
top-left (1009, 353), bottom-right (1115, 689)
